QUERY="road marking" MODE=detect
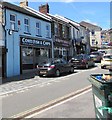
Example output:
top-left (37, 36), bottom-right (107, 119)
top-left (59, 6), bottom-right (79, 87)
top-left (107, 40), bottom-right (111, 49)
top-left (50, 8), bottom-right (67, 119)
top-left (11, 85), bottom-right (92, 118)
top-left (26, 88), bottom-right (92, 118)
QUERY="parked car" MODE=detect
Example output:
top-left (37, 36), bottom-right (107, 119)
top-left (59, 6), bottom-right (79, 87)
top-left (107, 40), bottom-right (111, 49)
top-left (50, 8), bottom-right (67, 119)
top-left (37, 58), bottom-right (74, 77)
top-left (90, 51), bottom-right (103, 62)
top-left (101, 54), bottom-right (112, 69)
top-left (69, 54), bottom-right (95, 69)
top-left (98, 49), bottom-right (107, 55)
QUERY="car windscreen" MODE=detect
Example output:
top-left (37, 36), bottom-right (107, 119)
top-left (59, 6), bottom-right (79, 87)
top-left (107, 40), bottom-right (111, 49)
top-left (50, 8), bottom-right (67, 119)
top-left (73, 55), bottom-right (83, 59)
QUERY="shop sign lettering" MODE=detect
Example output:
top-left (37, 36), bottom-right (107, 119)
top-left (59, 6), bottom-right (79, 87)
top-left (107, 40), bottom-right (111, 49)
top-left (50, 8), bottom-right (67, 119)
top-left (21, 38), bottom-right (51, 47)
top-left (55, 38), bottom-right (71, 46)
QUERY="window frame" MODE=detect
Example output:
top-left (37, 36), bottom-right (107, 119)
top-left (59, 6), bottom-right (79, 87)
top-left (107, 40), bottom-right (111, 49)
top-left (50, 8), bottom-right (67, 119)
top-left (24, 18), bottom-right (30, 33)
top-left (36, 21), bottom-right (41, 36)
top-left (46, 24), bottom-right (50, 38)
top-left (10, 14), bottom-right (16, 30)
top-left (54, 23), bottom-right (58, 36)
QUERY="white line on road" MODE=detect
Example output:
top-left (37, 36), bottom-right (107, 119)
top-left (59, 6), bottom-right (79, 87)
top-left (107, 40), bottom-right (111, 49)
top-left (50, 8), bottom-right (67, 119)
top-left (25, 88), bottom-right (92, 118)
top-left (11, 85), bottom-right (91, 118)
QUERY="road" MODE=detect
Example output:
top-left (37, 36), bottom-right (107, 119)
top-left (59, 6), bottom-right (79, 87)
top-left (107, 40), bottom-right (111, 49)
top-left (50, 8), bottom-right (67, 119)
top-left (2, 63), bottom-right (109, 118)
top-left (30, 90), bottom-right (95, 118)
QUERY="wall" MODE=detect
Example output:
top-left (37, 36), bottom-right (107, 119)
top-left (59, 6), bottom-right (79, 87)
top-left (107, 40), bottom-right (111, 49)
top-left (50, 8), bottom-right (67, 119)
top-left (5, 9), bottom-right (52, 77)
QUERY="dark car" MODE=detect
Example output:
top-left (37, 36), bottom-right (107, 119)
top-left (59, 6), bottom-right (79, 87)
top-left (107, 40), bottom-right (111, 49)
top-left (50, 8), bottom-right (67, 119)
top-left (37, 58), bottom-right (74, 77)
top-left (69, 54), bottom-right (95, 69)
top-left (90, 51), bottom-right (103, 62)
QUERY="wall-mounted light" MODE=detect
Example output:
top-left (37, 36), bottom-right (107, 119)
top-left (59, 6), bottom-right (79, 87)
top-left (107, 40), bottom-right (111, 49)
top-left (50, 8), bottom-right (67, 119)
top-left (8, 30), bottom-right (13, 35)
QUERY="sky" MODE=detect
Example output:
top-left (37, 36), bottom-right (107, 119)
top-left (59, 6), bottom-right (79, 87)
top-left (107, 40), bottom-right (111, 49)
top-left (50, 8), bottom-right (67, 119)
top-left (7, 1), bottom-right (111, 30)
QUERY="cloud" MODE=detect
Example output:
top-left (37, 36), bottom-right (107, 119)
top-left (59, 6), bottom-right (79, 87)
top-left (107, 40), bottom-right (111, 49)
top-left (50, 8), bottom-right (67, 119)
top-left (83, 19), bottom-right (98, 26)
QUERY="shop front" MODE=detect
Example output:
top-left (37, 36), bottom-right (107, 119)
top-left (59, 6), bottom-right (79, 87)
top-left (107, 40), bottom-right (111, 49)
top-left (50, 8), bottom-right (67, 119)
top-left (54, 38), bottom-right (71, 61)
top-left (20, 36), bottom-right (52, 72)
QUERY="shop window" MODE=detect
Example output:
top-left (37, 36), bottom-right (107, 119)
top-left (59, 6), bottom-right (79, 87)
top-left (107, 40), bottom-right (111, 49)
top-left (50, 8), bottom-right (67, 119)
top-left (40, 48), bottom-right (49, 57)
top-left (10, 14), bottom-right (16, 30)
top-left (36, 22), bottom-right (41, 36)
top-left (24, 18), bottom-right (30, 33)
top-left (22, 47), bottom-right (33, 64)
top-left (46, 24), bottom-right (50, 38)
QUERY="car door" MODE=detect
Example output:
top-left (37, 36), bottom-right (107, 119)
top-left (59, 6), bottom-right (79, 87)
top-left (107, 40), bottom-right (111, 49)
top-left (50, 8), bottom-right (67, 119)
top-left (60, 59), bottom-right (69, 73)
top-left (88, 55), bottom-right (94, 66)
top-left (55, 59), bottom-right (64, 73)
top-left (85, 55), bottom-right (91, 66)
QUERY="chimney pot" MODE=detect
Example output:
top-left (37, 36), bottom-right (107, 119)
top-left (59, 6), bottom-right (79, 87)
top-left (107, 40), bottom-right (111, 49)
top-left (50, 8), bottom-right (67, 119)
top-left (39, 3), bottom-right (49, 15)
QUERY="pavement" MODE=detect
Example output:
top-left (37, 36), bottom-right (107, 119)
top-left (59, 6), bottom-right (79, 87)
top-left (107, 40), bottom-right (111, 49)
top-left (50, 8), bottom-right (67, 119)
top-left (1, 69), bottom-right (40, 96)
top-left (0, 69), bottom-right (78, 96)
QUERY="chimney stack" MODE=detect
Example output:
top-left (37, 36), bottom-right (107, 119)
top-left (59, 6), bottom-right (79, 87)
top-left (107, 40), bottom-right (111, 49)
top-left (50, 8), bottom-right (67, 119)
top-left (20, 0), bottom-right (28, 7)
top-left (39, 3), bottom-right (49, 15)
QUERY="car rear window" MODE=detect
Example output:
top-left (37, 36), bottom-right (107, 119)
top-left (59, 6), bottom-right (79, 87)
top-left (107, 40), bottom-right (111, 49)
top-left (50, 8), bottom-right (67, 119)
top-left (73, 55), bottom-right (83, 59)
top-left (91, 52), bottom-right (99, 55)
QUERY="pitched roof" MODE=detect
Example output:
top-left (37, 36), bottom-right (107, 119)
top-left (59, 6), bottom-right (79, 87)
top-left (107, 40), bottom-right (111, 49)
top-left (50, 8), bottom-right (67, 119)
top-left (1, 1), bottom-right (51, 22)
top-left (80, 21), bottom-right (102, 30)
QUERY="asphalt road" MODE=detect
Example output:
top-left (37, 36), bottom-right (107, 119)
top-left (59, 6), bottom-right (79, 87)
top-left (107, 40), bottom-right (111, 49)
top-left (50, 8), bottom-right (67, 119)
top-left (31, 90), bottom-right (95, 118)
top-left (2, 64), bottom-right (109, 118)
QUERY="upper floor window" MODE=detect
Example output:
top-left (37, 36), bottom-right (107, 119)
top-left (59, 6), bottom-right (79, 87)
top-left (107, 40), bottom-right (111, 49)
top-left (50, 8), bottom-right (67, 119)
top-left (62, 25), bottom-right (65, 38)
top-left (91, 30), bottom-right (95, 35)
top-left (46, 24), bottom-right (50, 38)
top-left (54, 23), bottom-right (58, 36)
top-left (10, 14), bottom-right (16, 30)
top-left (66, 26), bottom-right (70, 39)
top-left (92, 39), bottom-right (95, 45)
top-left (24, 18), bottom-right (30, 33)
top-left (36, 22), bottom-right (41, 36)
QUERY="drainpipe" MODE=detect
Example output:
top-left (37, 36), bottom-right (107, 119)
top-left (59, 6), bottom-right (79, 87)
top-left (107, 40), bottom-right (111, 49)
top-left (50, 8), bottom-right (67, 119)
top-left (2, 5), bottom-right (7, 77)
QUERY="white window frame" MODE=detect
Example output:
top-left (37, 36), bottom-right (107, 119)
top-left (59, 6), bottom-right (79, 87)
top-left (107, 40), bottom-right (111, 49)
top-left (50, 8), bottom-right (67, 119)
top-left (62, 25), bottom-right (65, 38)
top-left (46, 24), bottom-right (50, 38)
top-left (10, 14), bottom-right (16, 30)
top-left (36, 21), bottom-right (41, 36)
top-left (92, 39), bottom-right (95, 45)
top-left (54, 23), bottom-right (58, 36)
top-left (24, 18), bottom-right (30, 33)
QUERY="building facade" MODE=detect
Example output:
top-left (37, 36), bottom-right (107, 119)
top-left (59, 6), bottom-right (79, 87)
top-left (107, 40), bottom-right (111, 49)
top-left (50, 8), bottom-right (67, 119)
top-left (39, 4), bottom-right (72, 61)
top-left (1, 1), bottom-right (52, 77)
top-left (80, 21), bottom-right (102, 51)
top-left (108, 28), bottom-right (112, 42)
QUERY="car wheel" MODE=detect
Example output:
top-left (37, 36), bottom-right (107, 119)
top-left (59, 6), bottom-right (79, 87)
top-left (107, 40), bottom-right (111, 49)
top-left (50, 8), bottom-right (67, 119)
top-left (55, 69), bottom-right (60, 77)
top-left (101, 66), bottom-right (104, 69)
top-left (39, 75), bottom-right (43, 77)
top-left (85, 64), bottom-right (89, 69)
